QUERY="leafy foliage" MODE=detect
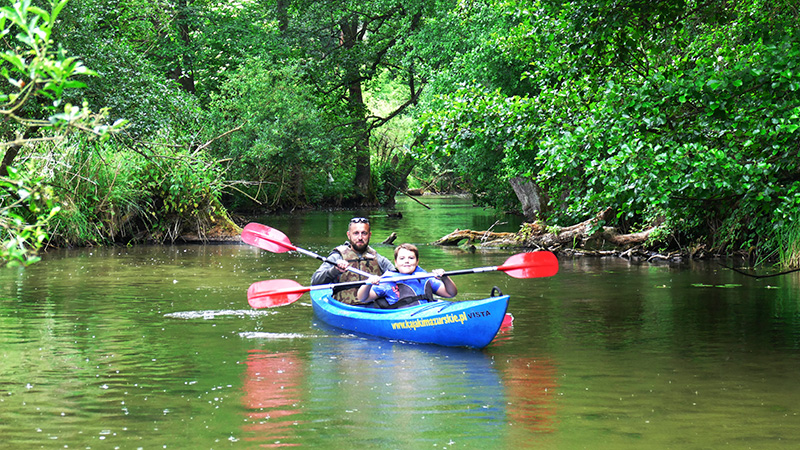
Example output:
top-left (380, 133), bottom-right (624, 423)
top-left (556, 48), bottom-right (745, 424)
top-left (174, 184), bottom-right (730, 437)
top-left (137, 148), bottom-right (226, 242)
top-left (417, 0), bottom-right (800, 264)
top-left (4, 0), bottom-right (799, 267)
top-left (419, 84), bottom-right (538, 208)
top-left (0, 0), bottom-right (123, 265)
top-left (0, 165), bottom-right (59, 266)
top-left (204, 59), bottom-right (349, 209)
top-left (274, 0), bottom-right (442, 200)
top-left (56, 0), bottom-right (203, 140)
top-left (45, 135), bottom-right (229, 246)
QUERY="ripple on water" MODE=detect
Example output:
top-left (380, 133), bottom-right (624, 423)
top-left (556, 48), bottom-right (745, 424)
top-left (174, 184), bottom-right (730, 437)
top-left (239, 331), bottom-right (316, 339)
top-left (163, 309), bottom-right (277, 320)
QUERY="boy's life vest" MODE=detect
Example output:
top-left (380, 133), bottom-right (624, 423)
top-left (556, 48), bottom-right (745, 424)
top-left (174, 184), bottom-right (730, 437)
top-left (373, 281), bottom-right (436, 309)
top-left (370, 267), bottom-right (441, 309)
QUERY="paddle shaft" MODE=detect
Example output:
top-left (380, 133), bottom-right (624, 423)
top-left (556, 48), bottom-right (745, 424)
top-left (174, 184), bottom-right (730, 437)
top-left (248, 250), bottom-right (558, 306)
top-left (251, 271), bottom-right (453, 302)
top-left (326, 266), bottom-right (503, 287)
top-left (281, 266), bottom-right (503, 296)
top-left (300, 257), bottom-right (548, 294)
top-left (243, 223), bottom-right (373, 278)
top-left (295, 246), bottom-right (374, 278)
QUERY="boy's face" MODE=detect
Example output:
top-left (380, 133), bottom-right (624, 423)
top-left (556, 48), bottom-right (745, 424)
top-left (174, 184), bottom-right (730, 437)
top-left (394, 248), bottom-right (418, 274)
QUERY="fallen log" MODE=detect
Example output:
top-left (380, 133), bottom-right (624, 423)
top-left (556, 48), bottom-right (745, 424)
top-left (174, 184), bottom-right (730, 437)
top-left (432, 229), bottom-right (517, 246)
top-left (434, 207), bottom-right (659, 252)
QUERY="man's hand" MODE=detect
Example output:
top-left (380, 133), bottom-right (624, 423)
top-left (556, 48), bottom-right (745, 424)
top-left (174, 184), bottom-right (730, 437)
top-left (335, 260), bottom-right (350, 273)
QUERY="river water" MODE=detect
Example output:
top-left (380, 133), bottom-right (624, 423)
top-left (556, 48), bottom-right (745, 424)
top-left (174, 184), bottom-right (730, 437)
top-left (2, 196), bottom-right (800, 449)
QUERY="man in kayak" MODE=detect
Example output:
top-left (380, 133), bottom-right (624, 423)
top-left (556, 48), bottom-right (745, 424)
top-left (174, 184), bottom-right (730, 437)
top-left (311, 217), bottom-right (395, 304)
top-left (356, 243), bottom-right (457, 309)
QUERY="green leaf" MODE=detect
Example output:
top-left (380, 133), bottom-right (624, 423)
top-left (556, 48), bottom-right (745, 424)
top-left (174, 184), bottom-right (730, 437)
top-left (61, 80), bottom-right (87, 90)
top-left (0, 52), bottom-right (26, 72)
top-left (50, 0), bottom-right (68, 25)
top-left (27, 6), bottom-right (49, 24)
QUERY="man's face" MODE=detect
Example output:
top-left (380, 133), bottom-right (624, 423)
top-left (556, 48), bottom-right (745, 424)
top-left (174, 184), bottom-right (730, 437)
top-left (347, 223), bottom-right (371, 252)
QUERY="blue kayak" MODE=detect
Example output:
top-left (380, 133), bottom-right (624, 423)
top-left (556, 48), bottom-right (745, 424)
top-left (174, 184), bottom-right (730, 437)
top-left (310, 288), bottom-right (510, 349)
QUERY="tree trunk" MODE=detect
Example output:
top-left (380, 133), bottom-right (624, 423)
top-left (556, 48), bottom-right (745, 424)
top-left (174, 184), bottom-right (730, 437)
top-left (380, 153), bottom-right (417, 207)
top-left (340, 17), bottom-right (372, 202)
top-left (433, 229), bottom-right (517, 246)
top-left (276, 0), bottom-right (289, 32)
top-left (509, 176), bottom-right (549, 220)
top-left (170, 0), bottom-right (196, 94)
top-left (0, 145), bottom-right (21, 177)
top-left (1, 126), bottom-right (40, 176)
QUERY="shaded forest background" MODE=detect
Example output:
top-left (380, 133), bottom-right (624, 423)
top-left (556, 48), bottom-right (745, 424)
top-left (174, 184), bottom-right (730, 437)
top-left (1, 0), bottom-right (798, 267)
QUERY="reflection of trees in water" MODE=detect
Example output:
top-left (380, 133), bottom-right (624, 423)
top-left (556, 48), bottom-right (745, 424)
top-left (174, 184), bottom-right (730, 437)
top-left (241, 350), bottom-right (303, 447)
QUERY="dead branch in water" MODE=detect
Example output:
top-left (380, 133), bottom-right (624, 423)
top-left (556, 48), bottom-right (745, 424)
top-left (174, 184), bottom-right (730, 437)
top-left (433, 207), bottom-right (668, 257)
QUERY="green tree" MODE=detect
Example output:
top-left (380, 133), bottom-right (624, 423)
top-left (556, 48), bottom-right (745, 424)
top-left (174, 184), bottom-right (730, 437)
top-left (275, 0), bottom-right (435, 203)
top-left (417, 0), bottom-right (800, 264)
top-left (206, 59), bottom-right (347, 209)
top-left (412, 1), bottom-right (540, 205)
top-left (0, 0), bottom-right (122, 266)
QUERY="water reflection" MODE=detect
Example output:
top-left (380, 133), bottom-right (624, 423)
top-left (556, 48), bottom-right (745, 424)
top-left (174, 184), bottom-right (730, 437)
top-left (241, 350), bottom-right (304, 447)
top-left (238, 327), bottom-right (516, 448)
top-left (5, 196), bottom-right (800, 449)
top-left (496, 356), bottom-right (559, 434)
top-left (306, 334), bottom-right (506, 447)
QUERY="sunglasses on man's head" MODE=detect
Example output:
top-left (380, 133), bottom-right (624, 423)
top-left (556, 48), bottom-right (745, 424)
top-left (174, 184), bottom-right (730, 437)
top-left (350, 217), bottom-right (369, 224)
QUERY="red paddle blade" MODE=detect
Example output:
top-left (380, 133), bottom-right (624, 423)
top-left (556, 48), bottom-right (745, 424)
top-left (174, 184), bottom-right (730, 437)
top-left (498, 251), bottom-right (559, 278)
top-left (247, 279), bottom-right (309, 308)
top-left (242, 223), bottom-right (296, 254)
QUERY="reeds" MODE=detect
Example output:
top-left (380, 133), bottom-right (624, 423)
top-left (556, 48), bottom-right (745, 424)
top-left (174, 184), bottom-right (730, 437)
top-left (777, 219), bottom-right (800, 269)
top-left (33, 135), bottom-right (227, 246)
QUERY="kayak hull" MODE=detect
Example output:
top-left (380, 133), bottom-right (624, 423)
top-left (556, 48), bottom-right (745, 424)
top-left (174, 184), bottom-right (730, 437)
top-left (310, 289), bottom-right (509, 349)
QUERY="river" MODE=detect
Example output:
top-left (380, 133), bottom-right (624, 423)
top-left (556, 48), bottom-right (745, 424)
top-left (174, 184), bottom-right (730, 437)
top-left (2, 195), bottom-right (800, 449)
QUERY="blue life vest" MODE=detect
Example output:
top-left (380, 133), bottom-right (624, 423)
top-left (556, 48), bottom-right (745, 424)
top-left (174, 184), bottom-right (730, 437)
top-left (371, 268), bottom-right (442, 309)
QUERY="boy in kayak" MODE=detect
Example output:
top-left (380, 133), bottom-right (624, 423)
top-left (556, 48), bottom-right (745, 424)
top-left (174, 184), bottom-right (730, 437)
top-left (356, 243), bottom-right (457, 309)
top-left (311, 217), bottom-right (395, 304)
